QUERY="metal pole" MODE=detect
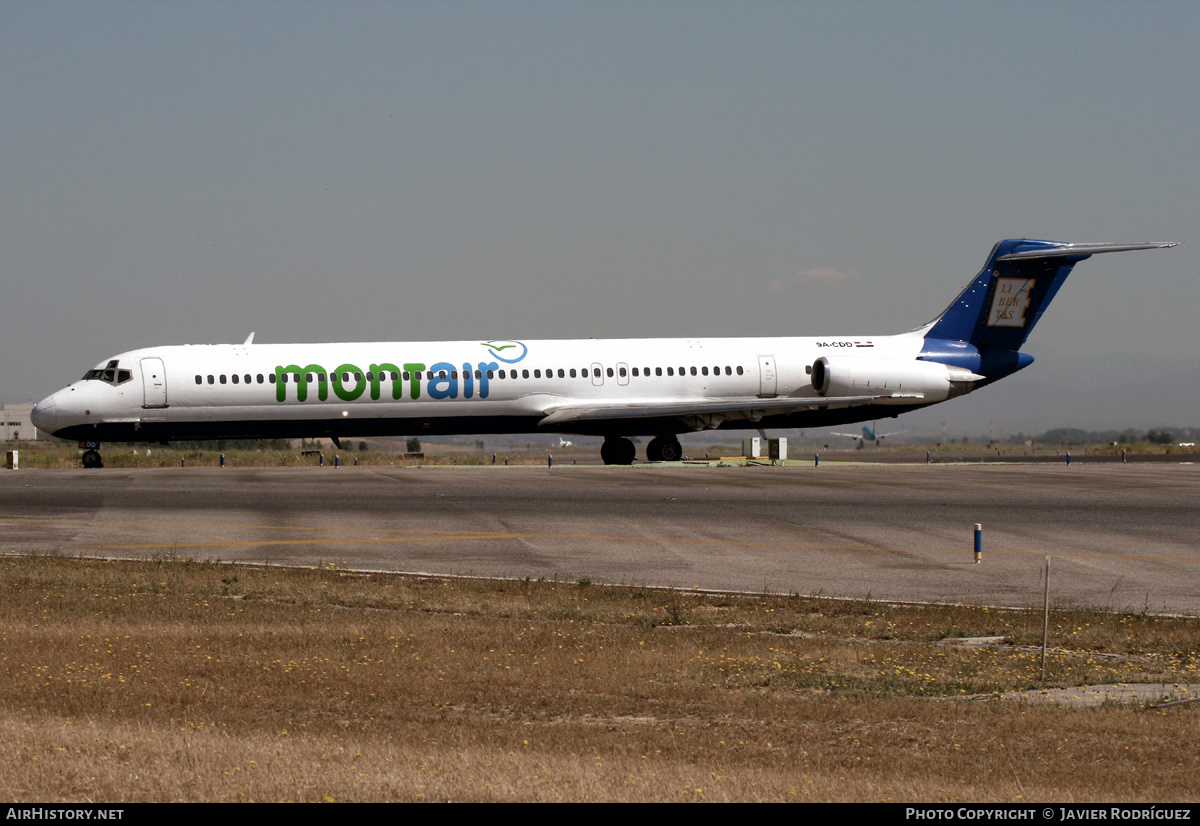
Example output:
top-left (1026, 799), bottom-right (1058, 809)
top-left (973, 524), bottom-right (982, 563)
top-left (1042, 556), bottom-right (1051, 681)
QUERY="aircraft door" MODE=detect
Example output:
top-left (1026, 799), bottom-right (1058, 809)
top-left (140, 357), bottom-right (168, 408)
top-left (616, 362), bottom-right (630, 387)
top-left (591, 362), bottom-right (604, 387)
top-left (757, 355), bottom-right (778, 398)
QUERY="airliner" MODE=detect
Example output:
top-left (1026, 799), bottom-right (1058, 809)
top-left (31, 238), bottom-right (1177, 468)
top-left (830, 424), bottom-right (912, 446)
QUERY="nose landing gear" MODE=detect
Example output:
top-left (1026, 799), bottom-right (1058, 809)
top-left (80, 441), bottom-right (104, 469)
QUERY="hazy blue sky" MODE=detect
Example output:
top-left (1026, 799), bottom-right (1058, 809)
top-left (3, 1), bottom-right (1196, 435)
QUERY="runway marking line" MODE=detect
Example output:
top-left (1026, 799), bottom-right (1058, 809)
top-left (1, 515), bottom-right (1194, 564)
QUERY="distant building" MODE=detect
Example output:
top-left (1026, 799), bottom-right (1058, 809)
top-left (1, 404), bottom-right (43, 441)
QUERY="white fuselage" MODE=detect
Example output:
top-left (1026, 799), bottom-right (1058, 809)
top-left (33, 333), bottom-right (931, 444)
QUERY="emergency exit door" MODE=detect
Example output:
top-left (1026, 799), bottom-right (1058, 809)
top-left (757, 355), bottom-right (777, 398)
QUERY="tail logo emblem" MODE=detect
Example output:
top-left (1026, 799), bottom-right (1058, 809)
top-left (987, 278), bottom-right (1035, 328)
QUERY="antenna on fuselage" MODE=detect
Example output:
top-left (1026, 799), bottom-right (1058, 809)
top-left (243, 332), bottom-right (255, 346)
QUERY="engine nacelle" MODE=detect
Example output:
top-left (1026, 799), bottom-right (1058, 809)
top-left (810, 356), bottom-right (981, 404)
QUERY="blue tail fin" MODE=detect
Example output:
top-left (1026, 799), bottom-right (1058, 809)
top-left (919, 239), bottom-right (1177, 378)
top-left (923, 239), bottom-right (1083, 351)
top-left (924, 239), bottom-right (1179, 349)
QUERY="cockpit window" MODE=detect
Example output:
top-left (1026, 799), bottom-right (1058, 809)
top-left (82, 360), bottom-right (133, 386)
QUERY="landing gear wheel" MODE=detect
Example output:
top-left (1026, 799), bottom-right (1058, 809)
top-left (600, 437), bottom-right (636, 466)
top-left (658, 437), bottom-right (682, 462)
top-left (646, 436), bottom-right (683, 462)
top-left (82, 450), bottom-right (103, 469)
top-left (645, 439), bottom-right (663, 463)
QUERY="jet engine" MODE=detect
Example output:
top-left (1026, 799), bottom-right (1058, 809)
top-left (810, 356), bottom-right (983, 404)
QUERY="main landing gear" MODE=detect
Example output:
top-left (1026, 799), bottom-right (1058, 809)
top-left (645, 436), bottom-right (683, 462)
top-left (599, 435), bottom-right (684, 464)
top-left (600, 436), bottom-right (636, 466)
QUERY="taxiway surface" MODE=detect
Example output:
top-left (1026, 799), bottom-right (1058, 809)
top-left (2, 463), bottom-right (1197, 613)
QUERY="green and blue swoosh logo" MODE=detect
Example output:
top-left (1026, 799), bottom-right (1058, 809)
top-left (481, 340), bottom-right (528, 364)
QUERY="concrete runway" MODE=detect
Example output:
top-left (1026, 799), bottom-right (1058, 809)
top-left (2, 462), bottom-right (1198, 614)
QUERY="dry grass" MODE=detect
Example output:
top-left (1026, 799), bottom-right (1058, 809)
top-left (1, 554), bottom-right (1198, 802)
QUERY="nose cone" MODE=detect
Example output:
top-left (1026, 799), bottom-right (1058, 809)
top-left (31, 394), bottom-right (58, 435)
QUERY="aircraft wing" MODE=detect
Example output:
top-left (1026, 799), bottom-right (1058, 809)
top-left (539, 393), bottom-right (916, 428)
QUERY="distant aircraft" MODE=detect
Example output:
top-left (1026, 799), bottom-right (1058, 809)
top-left (830, 424), bottom-right (912, 446)
top-left (31, 239), bottom-right (1177, 468)
top-left (558, 437), bottom-right (573, 448)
